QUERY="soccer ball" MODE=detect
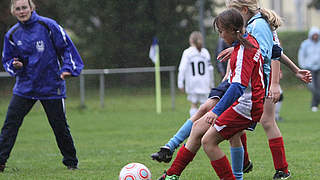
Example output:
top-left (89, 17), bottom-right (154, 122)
top-left (119, 162), bottom-right (152, 180)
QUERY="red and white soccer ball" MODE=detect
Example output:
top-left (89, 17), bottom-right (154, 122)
top-left (119, 162), bottom-right (152, 180)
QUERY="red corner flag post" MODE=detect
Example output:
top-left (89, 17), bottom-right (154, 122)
top-left (149, 37), bottom-right (162, 114)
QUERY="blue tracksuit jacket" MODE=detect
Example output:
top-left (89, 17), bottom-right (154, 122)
top-left (2, 11), bottom-right (84, 100)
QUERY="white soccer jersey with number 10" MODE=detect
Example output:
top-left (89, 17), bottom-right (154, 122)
top-left (177, 46), bottom-right (213, 94)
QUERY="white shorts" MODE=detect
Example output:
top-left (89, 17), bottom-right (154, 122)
top-left (187, 93), bottom-right (208, 104)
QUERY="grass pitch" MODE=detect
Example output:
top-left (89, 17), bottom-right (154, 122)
top-left (0, 87), bottom-right (318, 179)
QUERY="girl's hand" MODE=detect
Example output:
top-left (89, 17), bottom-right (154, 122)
top-left (296, 69), bottom-right (312, 83)
top-left (217, 47), bottom-right (234, 62)
top-left (179, 88), bottom-right (185, 93)
top-left (205, 111), bottom-right (218, 126)
top-left (268, 83), bottom-right (281, 103)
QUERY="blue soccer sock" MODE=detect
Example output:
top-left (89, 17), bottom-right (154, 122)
top-left (230, 146), bottom-right (244, 180)
top-left (165, 119), bottom-right (193, 152)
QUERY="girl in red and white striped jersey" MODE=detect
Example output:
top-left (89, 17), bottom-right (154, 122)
top-left (158, 8), bottom-right (265, 180)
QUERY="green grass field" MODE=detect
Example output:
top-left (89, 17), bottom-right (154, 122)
top-left (0, 87), bottom-right (319, 179)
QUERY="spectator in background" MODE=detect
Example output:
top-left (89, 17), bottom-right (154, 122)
top-left (0, 0), bottom-right (83, 172)
top-left (177, 31), bottom-right (214, 117)
top-left (214, 37), bottom-right (230, 80)
top-left (298, 27), bottom-right (320, 112)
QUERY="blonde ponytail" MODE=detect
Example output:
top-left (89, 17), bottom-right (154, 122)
top-left (226, 0), bottom-right (283, 30)
top-left (259, 8), bottom-right (283, 30)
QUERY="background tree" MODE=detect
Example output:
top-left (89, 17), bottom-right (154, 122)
top-left (1, 0), bottom-right (308, 88)
top-left (1, 0), bottom-right (219, 70)
top-left (54, 0), bottom-right (218, 69)
top-left (308, 0), bottom-right (320, 10)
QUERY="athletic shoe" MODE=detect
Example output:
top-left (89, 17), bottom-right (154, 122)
top-left (157, 171), bottom-right (179, 180)
top-left (67, 165), bottom-right (78, 170)
top-left (0, 164), bottom-right (5, 172)
top-left (243, 160), bottom-right (253, 173)
top-left (273, 170), bottom-right (291, 179)
top-left (311, 106), bottom-right (318, 112)
top-left (158, 171), bottom-right (167, 180)
top-left (151, 146), bottom-right (173, 163)
top-left (165, 175), bottom-right (179, 180)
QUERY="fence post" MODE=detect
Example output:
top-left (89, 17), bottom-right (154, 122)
top-left (170, 70), bottom-right (175, 110)
top-left (100, 73), bottom-right (105, 108)
top-left (80, 73), bottom-right (85, 108)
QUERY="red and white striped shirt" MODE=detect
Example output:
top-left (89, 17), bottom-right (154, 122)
top-left (228, 34), bottom-right (265, 122)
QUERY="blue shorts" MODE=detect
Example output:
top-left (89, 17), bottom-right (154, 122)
top-left (247, 122), bottom-right (257, 131)
top-left (208, 80), bottom-right (230, 99)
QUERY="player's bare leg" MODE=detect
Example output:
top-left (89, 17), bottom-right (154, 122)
top-left (157, 113), bottom-right (213, 180)
top-left (151, 98), bottom-right (218, 163)
top-left (190, 98), bottom-right (218, 123)
top-left (202, 126), bottom-right (236, 180)
top-left (189, 103), bottom-right (198, 117)
top-left (260, 99), bottom-right (290, 179)
top-left (185, 112), bottom-right (212, 152)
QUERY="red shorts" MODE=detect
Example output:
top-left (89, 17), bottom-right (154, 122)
top-left (214, 107), bottom-right (255, 139)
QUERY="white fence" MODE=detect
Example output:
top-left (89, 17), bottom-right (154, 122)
top-left (80, 66), bottom-right (176, 109)
top-left (1, 66), bottom-right (177, 109)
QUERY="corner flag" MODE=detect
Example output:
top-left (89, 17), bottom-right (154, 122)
top-left (149, 38), bottom-right (158, 63)
top-left (149, 37), bottom-right (162, 114)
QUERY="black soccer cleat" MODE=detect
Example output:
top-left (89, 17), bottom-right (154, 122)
top-left (243, 160), bottom-right (253, 173)
top-left (67, 165), bottom-right (79, 170)
top-left (273, 170), bottom-right (291, 179)
top-left (151, 146), bottom-right (173, 163)
top-left (0, 164), bottom-right (5, 172)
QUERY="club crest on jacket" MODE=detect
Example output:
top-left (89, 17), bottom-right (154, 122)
top-left (36, 40), bottom-right (45, 52)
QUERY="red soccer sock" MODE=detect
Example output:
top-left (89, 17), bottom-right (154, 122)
top-left (240, 133), bottom-right (250, 167)
top-left (210, 155), bottom-right (236, 180)
top-left (166, 145), bottom-right (195, 176)
top-left (269, 137), bottom-right (289, 173)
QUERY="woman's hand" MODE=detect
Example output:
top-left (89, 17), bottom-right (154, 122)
top-left (60, 72), bottom-right (71, 80)
top-left (12, 58), bottom-right (23, 69)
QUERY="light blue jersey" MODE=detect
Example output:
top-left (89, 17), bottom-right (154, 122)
top-left (246, 13), bottom-right (273, 95)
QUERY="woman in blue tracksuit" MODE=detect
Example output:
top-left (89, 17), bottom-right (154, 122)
top-left (0, 0), bottom-right (83, 172)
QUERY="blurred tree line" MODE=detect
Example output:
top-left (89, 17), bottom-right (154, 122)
top-left (308, 0), bottom-right (320, 9)
top-left (0, 0), bottom-right (221, 71)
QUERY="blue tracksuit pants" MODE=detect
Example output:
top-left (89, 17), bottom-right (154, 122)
top-left (0, 95), bottom-right (78, 166)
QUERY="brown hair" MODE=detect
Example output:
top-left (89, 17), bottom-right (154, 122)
top-left (213, 8), bottom-right (257, 49)
top-left (10, 0), bottom-right (36, 15)
top-left (225, 0), bottom-right (282, 30)
top-left (189, 31), bottom-right (203, 52)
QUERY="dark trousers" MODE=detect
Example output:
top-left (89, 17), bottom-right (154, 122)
top-left (0, 95), bottom-right (78, 166)
top-left (309, 70), bottom-right (320, 107)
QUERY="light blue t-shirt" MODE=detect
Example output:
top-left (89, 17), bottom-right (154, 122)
top-left (246, 13), bottom-right (273, 95)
